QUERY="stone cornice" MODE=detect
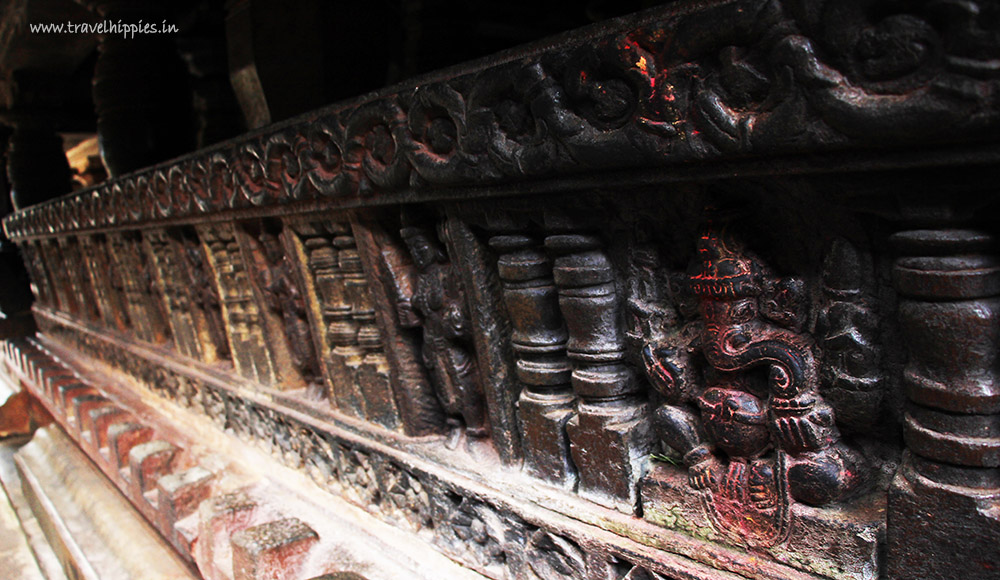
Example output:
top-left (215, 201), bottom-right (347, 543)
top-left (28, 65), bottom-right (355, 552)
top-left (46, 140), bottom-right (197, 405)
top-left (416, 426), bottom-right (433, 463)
top-left (6, 0), bottom-right (1000, 239)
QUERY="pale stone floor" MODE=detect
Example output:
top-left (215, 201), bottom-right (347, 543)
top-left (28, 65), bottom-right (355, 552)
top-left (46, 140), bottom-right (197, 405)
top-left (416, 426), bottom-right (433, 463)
top-left (0, 367), bottom-right (63, 578)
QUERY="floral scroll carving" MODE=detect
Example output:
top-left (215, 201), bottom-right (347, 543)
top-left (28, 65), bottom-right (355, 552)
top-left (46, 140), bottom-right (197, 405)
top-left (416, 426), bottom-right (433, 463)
top-left (7, 1), bottom-right (1000, 239)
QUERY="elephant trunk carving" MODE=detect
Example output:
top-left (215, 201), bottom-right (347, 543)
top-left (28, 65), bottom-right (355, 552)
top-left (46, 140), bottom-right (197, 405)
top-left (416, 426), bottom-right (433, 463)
top-left (701, 319), bottom-right (816, 400)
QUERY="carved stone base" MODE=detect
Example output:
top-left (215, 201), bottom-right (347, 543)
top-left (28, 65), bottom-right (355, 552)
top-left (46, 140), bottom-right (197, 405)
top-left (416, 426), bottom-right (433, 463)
top-left (519, 390), bottom-right (576, 488)
top-left (887, 458), bottom-right (1000, 580)
top-left (355, 354), bottom-right (399, 430)
top-left (641, 466), bottom-right (883, 580)
top-left (328, 351), bottom-right (367, 419)
top-left (568, 400), bottom-right (653, 512)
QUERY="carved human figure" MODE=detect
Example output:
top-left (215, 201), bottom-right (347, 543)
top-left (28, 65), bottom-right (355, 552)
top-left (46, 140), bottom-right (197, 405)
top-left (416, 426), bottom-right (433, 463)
top-left (642, 224), bottom-right (866, 545)
top-left (182, 235), bottom-right (230, 361)
top-left (254, 230), bottom-right (322, 386)
top-left (398, 223), bottom-right (487, 440)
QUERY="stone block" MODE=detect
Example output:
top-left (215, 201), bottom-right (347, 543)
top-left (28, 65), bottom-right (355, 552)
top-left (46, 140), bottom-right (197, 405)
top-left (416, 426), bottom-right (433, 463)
top-left (232, 518), bottom-right (318, 580)
top-left (128, 440), bottom-right (179, 494)
top-left (107, 422), bottom-right (154, 470)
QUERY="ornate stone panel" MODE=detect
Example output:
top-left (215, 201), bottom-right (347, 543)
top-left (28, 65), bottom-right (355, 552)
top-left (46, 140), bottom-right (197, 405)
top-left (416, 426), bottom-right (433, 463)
top-left (5, 1), bottom-right (1000, 240)
top-left (107, 231), bottom-right (172, 344)
top-left (241, 218), bottom-right (323, 392)
top-left (287, 219), bottom-right (399, 428)
top-left (4, 2), bottom-right (1000, 579)
top-left (198, 224), bottom-right (276, 386)
top-left (146, 229), bottom-right (206, 360)
top-left (20, 241), bottom-right (57, 311)
top-left (174, 227), bottom-right (232, 364)
top-left (80, 234), bottom-right (131, 332)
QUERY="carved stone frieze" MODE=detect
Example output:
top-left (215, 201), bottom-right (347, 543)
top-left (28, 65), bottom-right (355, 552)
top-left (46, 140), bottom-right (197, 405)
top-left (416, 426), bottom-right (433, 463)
top-left (396, 213), bottom-right (488, 444)
top-left (4, 4), bottom-right (998, 578)
top-left (25, 181), bottom-right (914, 580)
top-left (641, 221), bottom-right (870, 544)
top-left (287, 220), bottom-right (400, 429)
top-left (198, 224), bottom-right (277, 386)
top-left (107, 232), bottom-right (172, 344)
top-left (7, 1), bottom-right (1000, 240)
top-left (242, 219), bottom-right (323, 391)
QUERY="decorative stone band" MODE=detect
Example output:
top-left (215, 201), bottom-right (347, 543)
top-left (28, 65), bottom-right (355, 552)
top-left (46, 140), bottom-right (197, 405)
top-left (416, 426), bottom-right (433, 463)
top-left (5, 0), bottom-right (1000, 239)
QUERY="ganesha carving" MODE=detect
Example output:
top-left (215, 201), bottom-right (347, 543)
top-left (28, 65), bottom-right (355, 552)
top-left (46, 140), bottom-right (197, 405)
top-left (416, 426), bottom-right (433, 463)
top-left (641, 224), bottom-right (867, 547)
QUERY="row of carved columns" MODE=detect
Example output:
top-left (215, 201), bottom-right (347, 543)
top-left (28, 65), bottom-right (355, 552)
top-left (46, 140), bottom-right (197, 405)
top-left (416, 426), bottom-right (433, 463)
top-left (887, 195), bottom-right (1000, 579)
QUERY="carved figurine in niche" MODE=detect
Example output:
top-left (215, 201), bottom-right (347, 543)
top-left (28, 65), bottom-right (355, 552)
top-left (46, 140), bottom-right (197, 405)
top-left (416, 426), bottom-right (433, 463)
top-left (398, 220), bottom-right (487, 444)
top-left (101, 238), bottom-right (131, 330)
top-left (136, 240), bottom-right (172, 344)
top-left (253, 227), bottom-right (323, 389)
top-left (181, 231), bottom-right (230, 362)
top-left (641, 225), bottom-right (867, 547)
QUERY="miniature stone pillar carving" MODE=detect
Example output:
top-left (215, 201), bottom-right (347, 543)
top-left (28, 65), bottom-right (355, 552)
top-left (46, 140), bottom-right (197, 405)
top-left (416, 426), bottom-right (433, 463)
top-left (490, 233), bottom-right (576, 487)
top-left (199, 224), bottom-right (276, 386)
top-left (546, 232), bottom-right (652, 511)
top-left (42, 239), bottom-right (80, 318)
top-left (146, 230), bottom-right (204, 360)
top-left (338, 231), bottom-right (378, 415)
top-left (290, 220), bottom-right (399, 428)
top-left (19, 241), bottom-right (57, 311)
top-left (80, 235), bottom-right (129, 332)
top-left (888, 223), bottom-right (1000, 579)
top-left (305, 223), bottom-right (363, 414)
